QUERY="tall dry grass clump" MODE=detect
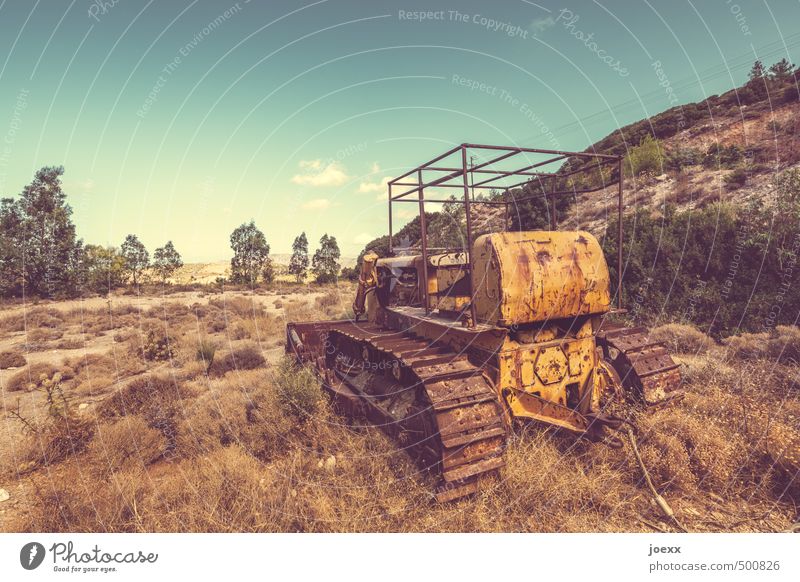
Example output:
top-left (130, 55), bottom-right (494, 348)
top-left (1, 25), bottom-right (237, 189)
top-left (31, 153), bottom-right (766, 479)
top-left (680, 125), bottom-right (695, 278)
top-left (0, 349), bottom-right (26, 369)
top-left (209, 344), bottom-right (266, 376)
top-left (723, 325), bottom-right (800, 362)
top-left (650, 323), bottom-right (715, 354)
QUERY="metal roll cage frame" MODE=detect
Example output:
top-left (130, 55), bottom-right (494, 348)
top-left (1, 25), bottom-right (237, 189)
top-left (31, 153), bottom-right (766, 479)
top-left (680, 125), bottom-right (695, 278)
top-left (386, 143), bottom-right (624, 326)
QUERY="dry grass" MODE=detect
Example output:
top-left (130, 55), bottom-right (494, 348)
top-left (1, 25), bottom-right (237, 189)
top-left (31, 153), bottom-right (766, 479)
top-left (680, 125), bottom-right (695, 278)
top-left (2, 290), bottom-right (796, 533)
top-left (209, 344), bottom-right (266, 377)
top-left (723, 325), bottom-right (800, 363)
top-left (89, 415), bottom-right (165, 474)
top-left (13, 416), bottom-right (96, 473)
top-left (0, 306), bottom-right (64, 332)
top-left (650, 323), bottom-right (715, 354)
top-left (0, 349), bottom-right (26, 369)
top-left (5, 362), bottom-right (74, 392)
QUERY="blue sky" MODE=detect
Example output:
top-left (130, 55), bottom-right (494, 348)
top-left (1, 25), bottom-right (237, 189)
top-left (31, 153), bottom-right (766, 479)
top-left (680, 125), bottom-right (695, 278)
top-left (0, 0), bottom-right (797, 260)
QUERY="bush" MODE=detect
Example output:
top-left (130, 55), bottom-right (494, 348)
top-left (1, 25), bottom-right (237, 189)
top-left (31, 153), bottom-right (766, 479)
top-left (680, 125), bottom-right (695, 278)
top-left (275, 357), bottom-right (322, 419)
top-left (100, 375), bottom-right (192, 458)
top-left (0, 350), bottom-right (26, 369)
top-left (5, 362), bottom-right (73, 392)
top-left (24, 417), bottom-right (96, 469)
top-left (209, 296), bottom-right (266, 320)
top-left (196, 339), bottom-right (218, 371)
top-left (723, 325), bottom-right (800, 363)
top-left (340, 266), bottom-right (359, 282)
top-left (702, 142), bottom-right (743, 168)
top-left (90, 415), bottom-right (165, 472)
top-left (650, 323), bottom-right (714, 354)
top-left (141, 328), bottom-right (175, 361)
top-left (624, 135), bottom-right (665, 177)
top-left (665, 146), bottom-right (702, 171)
top-left (26, 327), bottom-right (64, 343)
top-left (724, 167), bottom-right (748, 189)
top-left (210, 344), bottom-right (266, 376)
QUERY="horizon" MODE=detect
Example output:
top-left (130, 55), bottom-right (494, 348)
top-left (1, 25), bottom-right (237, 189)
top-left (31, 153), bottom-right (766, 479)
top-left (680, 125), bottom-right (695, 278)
top-left (1, 0), bottom-right (797, 261)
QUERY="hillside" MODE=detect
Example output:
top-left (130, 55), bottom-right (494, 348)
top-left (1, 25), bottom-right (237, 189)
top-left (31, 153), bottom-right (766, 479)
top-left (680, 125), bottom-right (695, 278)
top-left (361, 64), bottom-right (800, 336)
top-left (561, 75), bottom-right (800, 233)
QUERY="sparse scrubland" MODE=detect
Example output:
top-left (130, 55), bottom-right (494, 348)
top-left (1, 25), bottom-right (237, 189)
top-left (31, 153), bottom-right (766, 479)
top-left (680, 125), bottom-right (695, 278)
top-left (0, 289), bottom-right (797, 533)
top-left (1, 62), bottom-right (799, 534)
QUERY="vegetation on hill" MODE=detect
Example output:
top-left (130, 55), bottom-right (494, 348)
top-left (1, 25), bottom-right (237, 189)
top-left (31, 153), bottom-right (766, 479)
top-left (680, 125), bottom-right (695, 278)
top-left (353, 59), bottom-right (800, 337)
top-left (603, 169), bottom-right (800, 337)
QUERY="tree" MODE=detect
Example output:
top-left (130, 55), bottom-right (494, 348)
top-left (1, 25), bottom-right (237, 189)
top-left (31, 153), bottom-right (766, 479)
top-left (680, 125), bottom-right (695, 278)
top-left (4, 166), bottom-right (85, 298)
top-left (748, 60), bottom-right (765, 81)
top-left (120, 234), bottom-right (149, 286)
top-left (427, 196), bottom-right (466, 248)
top-left (288, 232), bottom-right (310, 283)
top-left (769, 58), bottom-right (795, 80)
top-left (152, 241), bottom-right (183, 284)
top-left (0, 197), bottom-right (24, 297)
top-left (508, 179), bottom-right (573, 231)
top-left (230, 220), bottom-right (270, 285)
top-left (262, 258), bottom-right (275, 284)
top-left (84, 244), bottom-right (127, 293)
top-left (311, 233), bottom-right (341, 284)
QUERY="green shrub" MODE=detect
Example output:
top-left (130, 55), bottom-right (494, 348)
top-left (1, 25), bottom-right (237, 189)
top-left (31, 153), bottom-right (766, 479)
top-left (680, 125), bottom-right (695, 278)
top-left (624, 135), bottom-right (665, 177)
top-left (724, 168), bottom-right (748, 189)
top-left (702, 142), bottom-right (743, 168)
top-left (275, 357), bottom-right (322, 419)
top-left (196, 339), bottom-right (218, 372)
top-left (603, 199), bottom-right (800, 337)
top-left (665, 146), bottom-right (702, 171)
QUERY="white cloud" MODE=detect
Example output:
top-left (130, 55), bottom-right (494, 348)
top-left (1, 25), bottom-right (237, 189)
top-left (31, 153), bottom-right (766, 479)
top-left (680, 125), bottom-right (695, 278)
top-left (530, 16), bottom-right (555, 33)
top-left (359, 162), bottom-right (392, 195)
top-left (359, 176), bottom-right (391, 194)
top-left (353, 232), bottom-right (374, 245)
top-left (291, 160), bottom-right (349, 187)
top-left (301, 198), bottom-right (331, 210)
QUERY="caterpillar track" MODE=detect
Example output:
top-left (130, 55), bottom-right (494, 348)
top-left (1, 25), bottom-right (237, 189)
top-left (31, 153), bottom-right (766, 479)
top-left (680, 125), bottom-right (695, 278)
top-left (297, 321), bottom-right (508, 502)
top-left (598, 325), bottom-right (683, 405)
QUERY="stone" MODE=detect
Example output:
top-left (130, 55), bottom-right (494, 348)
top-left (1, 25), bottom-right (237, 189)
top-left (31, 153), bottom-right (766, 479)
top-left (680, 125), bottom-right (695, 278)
top-left (0, 488), bottom-right (9, 503)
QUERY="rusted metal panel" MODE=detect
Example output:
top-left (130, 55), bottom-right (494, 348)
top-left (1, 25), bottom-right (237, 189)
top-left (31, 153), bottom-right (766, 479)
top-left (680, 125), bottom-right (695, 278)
top-left (471, 231), bottom-right (611, 326)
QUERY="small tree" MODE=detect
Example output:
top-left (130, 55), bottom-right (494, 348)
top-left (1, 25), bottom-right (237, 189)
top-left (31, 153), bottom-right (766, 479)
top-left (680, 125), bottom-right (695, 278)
top-left (311, 233), bottom-right (341, 284)
top-left (748, 60), bottom-right (765, 82)
top-left (769, 58), bottom-right (795, 80)
top-left (120, 234), bottom-right (149, 286)
top-left (84, 244), bottom-right (127, 293)
top-left (262, 258), bottom-right (275, 284)
top-left (152, 241), bottom-right (183, 284)
top-left (288, 232), bottom-right (309, 283)
top-left (230, 220), bottom-right (270, 285)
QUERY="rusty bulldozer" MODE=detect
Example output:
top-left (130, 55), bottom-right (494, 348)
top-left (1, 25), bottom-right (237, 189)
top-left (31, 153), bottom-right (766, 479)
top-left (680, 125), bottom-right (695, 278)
top-left (286, 144), bottom-right (682, 502)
